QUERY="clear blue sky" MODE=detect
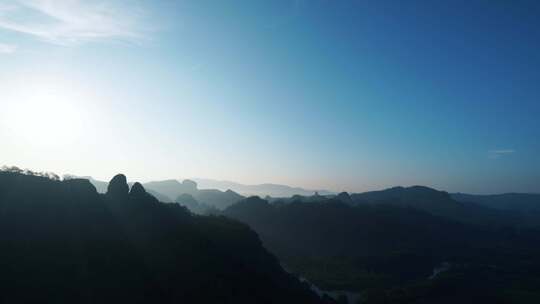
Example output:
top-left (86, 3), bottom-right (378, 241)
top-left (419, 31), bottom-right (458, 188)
top-left (1, 0), bottom-right (539, 193)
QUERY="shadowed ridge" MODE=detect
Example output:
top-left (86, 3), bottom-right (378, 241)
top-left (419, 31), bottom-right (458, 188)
top-left (336, 191), bottom-right (352, 204)
top-left (128, 181), bottom-right (161, 205)
top-left (62, 178), bottom-right (99, 200)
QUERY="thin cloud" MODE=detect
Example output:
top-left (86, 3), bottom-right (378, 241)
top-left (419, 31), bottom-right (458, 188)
top-left (0, 42), bottom-right (17, 53)
top-left (0, 0), bottom-right (147, 45)
top-left (488, 149), bottom-right (515, 159)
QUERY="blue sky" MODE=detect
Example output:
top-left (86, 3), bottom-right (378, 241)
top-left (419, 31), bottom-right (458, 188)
top-left (0, 0), bottom-right (539, 193)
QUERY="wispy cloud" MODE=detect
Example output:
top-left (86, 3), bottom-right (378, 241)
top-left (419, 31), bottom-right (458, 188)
top-left (0, 0), bottom-right (147, 46)
top-left (0, 42), bottom-right (17, 53)
top-left (488, 149), bottom-right (515, 159)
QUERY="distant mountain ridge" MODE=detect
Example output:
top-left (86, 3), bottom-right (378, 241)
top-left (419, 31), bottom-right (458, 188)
top-left (191, 178), bottom-right (335, 197)
top-left (80, 175), bottom-right (334, 202)
top-left (78, 176), bottom-right (539, 221)
top-left (80, 175), bottom-right (538, 196)
top-left (258, 185), bottom-right (518, 226)
top-left (349, 185), bottom-right (521, 226)
top-left (80, 176), bottom-right (245, 210)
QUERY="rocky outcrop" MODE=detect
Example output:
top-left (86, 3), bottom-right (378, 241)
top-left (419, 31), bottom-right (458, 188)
top-left (107, 174), bottom-right (129, 200)
top-left (129, 182), bottom-right (146, 198)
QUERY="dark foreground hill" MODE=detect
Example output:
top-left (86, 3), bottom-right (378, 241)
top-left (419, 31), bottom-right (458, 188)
top-left (224, 196), bottom-right (540, 303)
top-left (0, 171), bottom-right (327, 304)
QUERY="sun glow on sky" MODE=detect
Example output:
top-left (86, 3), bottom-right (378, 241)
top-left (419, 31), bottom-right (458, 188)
top-left (1, 1), bottom-right (539, 193)
top-left (1, 79), bottom-right (93, 150)
top-left (9, 88), bottom-right (79, 142)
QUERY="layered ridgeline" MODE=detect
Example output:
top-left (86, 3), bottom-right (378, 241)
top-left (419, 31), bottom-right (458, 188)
top-left (273, 186), bottom-right (529, 226)
top-left (0, 171), bottom-right (329, 304)
top-left (191, 178), bottom-right (334, 198)
top-left (349, 186), bottom-right (523, 226)
top-left (82, 176), bottom-right (245, 212)
top-left (223, 190), bottom-right (540, 303)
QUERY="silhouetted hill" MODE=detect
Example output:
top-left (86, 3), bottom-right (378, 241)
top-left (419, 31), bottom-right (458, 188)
top-left (350, 186), bottom-right (519, 226)
top-left (352, 186), bottom-right (462, 211)
top-left (82, 177), bottom-right (244, 210)
top-left (0, 171), bottom-right (328, 304)
top-left (223, 196), bottom-right (540, 302)
top-left (77, 176), bottom-right (174, 202)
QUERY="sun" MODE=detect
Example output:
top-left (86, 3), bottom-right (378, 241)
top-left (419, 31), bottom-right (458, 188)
top-left (3, 83), bottom-right (85, 148)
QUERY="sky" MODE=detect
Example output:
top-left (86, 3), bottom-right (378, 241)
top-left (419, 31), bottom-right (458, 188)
top-left (0, 0), bottom-right (539, 194)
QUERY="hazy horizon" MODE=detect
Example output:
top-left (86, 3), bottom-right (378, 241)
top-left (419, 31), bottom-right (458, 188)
top-left (2, 165), bottom-right (539, 196)
top-left (1, 1), bottom-right (539, 194)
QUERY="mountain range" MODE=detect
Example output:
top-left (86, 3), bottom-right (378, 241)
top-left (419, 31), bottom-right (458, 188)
top-left (82, 176), bottom-right (334, 198)
top-left (81, 176), bottom-right (540, 222)
top-left (80, 177), bottom-right (245, 210)
top-left (5, 167), bottom-right (540, 303)
top-left (0, 170), bottom-right (329, 304)
top-left (223, 189), bottom-right (540, 303)
top-left (181, 178), bottom-right (335, 197)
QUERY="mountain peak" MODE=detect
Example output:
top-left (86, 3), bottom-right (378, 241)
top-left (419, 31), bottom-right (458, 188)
top-left (129, 182), bottom-right (147, 198)
top-left (107, 174), bottom-right (129, 199)
top-left (337, 191), bottom-right (352, 203)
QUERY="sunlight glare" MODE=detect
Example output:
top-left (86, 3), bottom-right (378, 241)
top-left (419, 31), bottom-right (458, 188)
top-left (4, 83), bottom-right (86, 148)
